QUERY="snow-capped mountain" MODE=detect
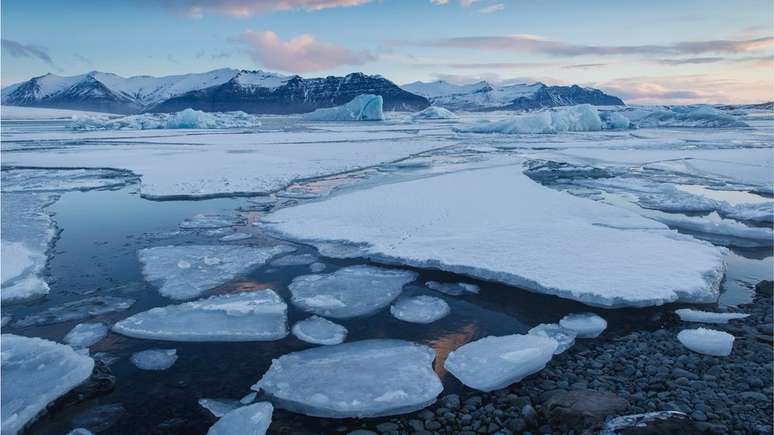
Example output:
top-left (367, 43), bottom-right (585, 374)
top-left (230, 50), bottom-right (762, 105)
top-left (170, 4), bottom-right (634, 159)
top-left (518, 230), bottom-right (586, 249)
top-left (2, 70), bottom-right (429, 114)
top-left (402, 80), bottom-right (624, 111)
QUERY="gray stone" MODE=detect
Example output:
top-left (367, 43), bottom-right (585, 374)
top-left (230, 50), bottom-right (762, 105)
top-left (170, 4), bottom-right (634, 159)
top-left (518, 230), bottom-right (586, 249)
top-left (376, 422), bottom-right (399, 433)
top-left (543, 389), bottom-right (629, 428)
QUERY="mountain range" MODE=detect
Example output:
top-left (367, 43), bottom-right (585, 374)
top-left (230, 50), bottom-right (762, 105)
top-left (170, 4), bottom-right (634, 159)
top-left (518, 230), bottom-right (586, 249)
top-left (2, 69), bottom-right (625, 114)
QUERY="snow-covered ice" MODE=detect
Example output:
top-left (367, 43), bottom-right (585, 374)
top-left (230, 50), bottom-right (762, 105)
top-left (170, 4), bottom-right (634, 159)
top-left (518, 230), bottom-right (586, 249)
top-left (112, 290), bottom-right (288, 341)
top-left (675, 309), bottom-right (749, 324)
top-left (130, 349), bottom-right (178, 370)
top-left (138, 245), bottom-right (293, 299)
top-left (559, 313), bottom-right (608, 338)
top-left (71, 108), bottom-right (261, 130)
top-left (270, 254), bottom-right (318, 267)
top-left (1, 334), bottom-right (95, 435)
top-left (303, 95), bottom-right (384, 121)
top-left (390, 296), bottom-right (450, 324)
top-left (207, 402), bottom-right (273, 435)
top-left (456, 105), bottom-right (607, 134)
top-left (14, 296), bottom-right (135, 327)
top-left (263, 163), bottom-right (727, 308)
top-left (425, 281), bottom-right (480, 296)
top-left (288, 265), bottom-right (417, 318)
top-left (253, 339), bottom-right (442, 418)
top-left (412, 106), bottom-right (458, 120)
top-left (199, 398), bottom-right (240, 418)
top-left (64, 322), bottom-right (109, 349)
top-left (677, 328), bottom-right (734, 356)
top-left (444, 334), bottom-right (559, 391)
top-left (291, 315), bottom-right (348, 345)
top-left (528, 323), bottom-right (577, 354)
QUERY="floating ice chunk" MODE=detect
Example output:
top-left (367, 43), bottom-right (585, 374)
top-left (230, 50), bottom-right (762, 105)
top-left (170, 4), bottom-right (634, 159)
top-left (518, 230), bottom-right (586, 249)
top-left (425, 281), bottom-right (480, 296)
top-left (292, 316), bottom-right (348, 345)
top-left (220, 232), bottom-right (252, 242)
top-left (390, 296), bottom-right (450, 324)
top-left (1, 334), bottom-right (94, 435)
top-left (412, 106), bottom-right (458, 120)
top-left (559, 313), bottom-right (607, 338)
top-left (180, 214), bottom-right (243, 229)
top-left (240, 392), bottom-right (257, 405)
top-left (634, 105), bottom-right (748, 128)
top-left (528, 323), bottom-right (577, 354)
top-left (289, 266), bottom-right (416, 318)
top-left (70, 403), bottom-right (125, 433)
top-left (253, 339), bottom-right (442, 418)
top-left (309, 262), bottom-right (326, 273)
top-left (303, 95), bottom-right (384, 121)
top-left (139, 245), bottom-right (293, 299)
top-left (71, 109), bottom-right (261, 130)
top-left (15, 296), bottom-right (136, 327)
top-left (444, 334), bottom-right (558, 392)
top-left (642, 209), bottom-right (773, 247)
top-left (112, 290), bottom-right (288, 342)
top-left (130, 349), bottom-right (177, 370)
top-left (207, 402), bottom-right (273, 435)
top-left (314, 242), bottom-right (369, 259)
top-left (199, 398), bottom-right (240, 418)
top-left (456, 105), bottom-right (604, 134)
top-left (675, 309), bottom-right (749, 324)
top-left (270, 254), bottom-right (318, 267)
top-left (677, 328), bottom-right (734, 356)
top-left (64, 322), bottom-right (108, 349)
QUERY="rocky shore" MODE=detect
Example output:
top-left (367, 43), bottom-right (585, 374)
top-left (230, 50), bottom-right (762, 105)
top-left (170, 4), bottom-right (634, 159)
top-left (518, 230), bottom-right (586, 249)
top-left (350, 282), bottom-right (773, 435)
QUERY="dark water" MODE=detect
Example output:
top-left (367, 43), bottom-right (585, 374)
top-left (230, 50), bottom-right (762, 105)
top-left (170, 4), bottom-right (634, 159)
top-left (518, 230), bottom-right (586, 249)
top-left (4, 182), bottom-right (771, 435)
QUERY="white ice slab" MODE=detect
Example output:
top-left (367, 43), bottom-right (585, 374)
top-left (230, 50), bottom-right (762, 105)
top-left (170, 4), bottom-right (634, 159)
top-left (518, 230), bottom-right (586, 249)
top-left (390, 296), bottom-right (450, 324)
top-left (1, 334), bottom-right (95, 435)
top-left (528, 323), bottom-right (577, 354)
top-left (677, 328), bottom-right (734, 356)
top-left (199, 398), bottom-right (240, 418)
top-left (130, 349), bottom-right (178, 370)
top-left (254, 339), bottom-right (442, 418)
top-left (207, 402), bottom-right (273, 435)
top-left (559, 313), bottom-right (608, 338)
top-left (291, 315), bottom-right (348, 345)
top-left (444, 334), bottom-right (558, 391)
top-left (112, 290), bottom-right (288, 342)
top-left (675, 309), bottom-right (749, 324)
top-left (64, 323), bottom-right (108, 349)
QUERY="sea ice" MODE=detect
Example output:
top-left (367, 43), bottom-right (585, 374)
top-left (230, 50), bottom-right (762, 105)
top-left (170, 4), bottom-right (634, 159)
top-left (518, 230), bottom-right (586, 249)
top-left (675, 309), bottom-right (749, 324)
top-left (270, 254), bottom-right (318, 267)
top-left (677, 328), bottom-right (734, 356)
top-left (199, 398), bottom-right (240, 418)
top-left (444, 334), bottom-right (558, 391)
top-left (71, 108), bottom-right (261, 130)
top-left (390, 296), bottom-right (450, 324)
top-left (64, 322), bottom-right (109, 349)
top-left (288, 266), bottom-right (417, 318)
top-left (456, 105), bottom-right (605, 134)
top-left (528, 323), bottom-right (577, 354)
top-left (130, 349), bottom-right (178, 370)
top-left (291, 315), bottom-right (348, 345)
top-left (412, 106), bottom-right (458, 120)
top-left (1, 168), bottom-right (131, 193)
top-left (14, 296), bottom-right (136, 327)
top-left (303, 94), bottom-right (384, 121)
top-left (559, 313), bottom-right (607, 338)
top-left (220, 232), bottom-right (252, 242)
top-left (263, 162), bottom-right (726, 308)
top-left (112, 290), bottom-right (288, 342)
top-left (253, 339), bottom-right (442, 418)
top-left (206, 402), bottom-right (273, 435)
top-left (1, 334), bottom-right (95, 435)
top-left (425, 281), bottom-right (480, 296)
top-left (138, 245), bottom-right (293, 299)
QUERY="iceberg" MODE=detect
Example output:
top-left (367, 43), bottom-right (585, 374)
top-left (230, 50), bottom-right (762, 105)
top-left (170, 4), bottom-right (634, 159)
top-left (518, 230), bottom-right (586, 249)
top-left (528, 323), bottom-right (577, 354)
top-left (199, 398), bottom-right (240, 418)
top-left (207, 402), bottom-right (273, 435)
top-left (412, 106), bottom-right (458, 120)
top-left (64, 322), bottom-right (109, 349)
top-left (112, 290), bottom-right (288, 342)
top-left (262, 163), bottom-right (727, 308)
top-left (634, 105), bottom-right (748, 128)
top-left (559, 313), bottom-right (607, 338)
top-left (456, 104), bottom-right (604, 134)
top-left (677, 328), bottom-right (734, 356)
top-left (288, 265), bottom-right (417, 318)
top-left (303, 94), bottom-right (384, 121)
top-left (138, 245), bottom-right (293, 300)
top-left (70, 108), bottom-right (261, 130)
top-left (14, 296), bottom-right (135, 327)
top-left (425, 281), bottom-right (480, 296)
top-left (291, 315), bottom-right (348, 345)
top-left (1, 334), bottom-right (95, 435)
top-left (675, 309), bottom-right (749, 324)
top-left (130, 349), bottom-right (178, 370)
top-left (444, 334), bottom-right (558, 392)
top-left (253, 339), bottom-right (442, 418)
top-left (390, 296), bottom-right (450, 324)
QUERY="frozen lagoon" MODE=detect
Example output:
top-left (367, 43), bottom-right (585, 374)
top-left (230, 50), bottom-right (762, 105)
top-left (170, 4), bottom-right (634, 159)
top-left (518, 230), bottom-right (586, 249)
top-left (0, 105), bottom-right (771, 433)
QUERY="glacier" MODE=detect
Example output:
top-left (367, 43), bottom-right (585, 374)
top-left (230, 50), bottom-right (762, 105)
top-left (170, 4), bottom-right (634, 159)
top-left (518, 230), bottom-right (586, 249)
top-left (130, 349), bottom-right (178, 370)
top-left (303, 94), bottom-right (384, 121)
top-left (390, 296), bottom-right (450, 324)
top-left (207, 402), bottom-right (273, 435)
top-left (70, 108), bottom-right (261, 130)
top-left (253, 339), bottom-right (442, 418)
top-left (291, 315), bottom-right (348, 345)
top-left (112, 290), bottom-right (288, 341)
top-left (677, 328), bottom-right (734, 356)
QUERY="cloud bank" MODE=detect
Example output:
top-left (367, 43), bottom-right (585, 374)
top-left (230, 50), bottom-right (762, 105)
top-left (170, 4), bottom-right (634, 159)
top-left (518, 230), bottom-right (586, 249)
top-left (160, 0), bottom-right (369, 17)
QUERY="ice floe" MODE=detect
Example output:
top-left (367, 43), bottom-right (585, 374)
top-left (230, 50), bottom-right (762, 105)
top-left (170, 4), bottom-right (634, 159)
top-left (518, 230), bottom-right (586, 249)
top-left (139, 245), bottom-right (293, 299)
top-left (112, 290), bottom-right (288, 341)
top-left (253, 339), bottom-right (442, 418)
top-left (1, 334), bottom-right (95, 435)
top-left (14, 296), bottom-right (135, 327)
top-left (677, 328), bottom-right (734, 356)
top-left (207, 402), bottom-right (273, 435)
top-left (559, 313), bottom-right (607, 338)
top-left (199, 398), bottom-right (240, 418)
top-left (130, 349), bottom-right (178, 370)
top-left (291, 315), bottom-right (348, 345)
top-left (303, 94), bottom-right (384, 121)
top-left (64, 322), bottom-right (109, 349)
top-left (288, 265), bottom-right (417, 318)
top-left (71, 108), bottom-right (261, 130)
top-left (675, 309), bottom-right (749, 324)
top-left (390, 296), bottom-right (450, 324)
top-left (425, 281), bottom-right (480, 296)
top-left (412, 106), bottom-right (458, 120)
top-left (444, 334), bottom-right (558, 391)
top-left (528, 323), bottom-right (577, 354)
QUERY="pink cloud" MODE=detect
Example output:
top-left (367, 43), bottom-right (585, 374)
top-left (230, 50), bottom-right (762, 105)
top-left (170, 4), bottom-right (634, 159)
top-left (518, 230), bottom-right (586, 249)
top-left (235, 30), bottom-right (375, 73)
top-left (595, 75), bottom-right (774, 105)
top-left (164, 0), bottom-right (370, 18)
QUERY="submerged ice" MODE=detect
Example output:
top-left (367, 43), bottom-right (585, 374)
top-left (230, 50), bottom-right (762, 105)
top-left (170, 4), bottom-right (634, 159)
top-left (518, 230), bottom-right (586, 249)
top-left (14, 296), bottom-right (135, 327)
top-left (64, 322), bottom-right (109, 349)
top-left (130, 349), bottom-right (178, 370)
top-left (291, 315), bottom-right (348, 345)
top-left (303, 94), bottom-right (384, 121)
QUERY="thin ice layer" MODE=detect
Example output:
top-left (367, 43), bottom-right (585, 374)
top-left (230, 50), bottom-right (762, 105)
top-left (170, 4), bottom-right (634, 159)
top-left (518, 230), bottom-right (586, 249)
top-left (253, 339), bottom-right (442, 418)
top-left (112, 290), bottom-right (288, 342)
top-left (139, 245), bottom-right (293, 299)
top-left (1, 334), bottom-right (95, 435)
top-left (263, 163), bottom-right (727, 308)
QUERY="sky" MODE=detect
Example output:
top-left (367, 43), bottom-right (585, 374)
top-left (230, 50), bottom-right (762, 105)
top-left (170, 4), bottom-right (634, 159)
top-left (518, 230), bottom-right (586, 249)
top-left (2, 0), bottom-right (773, 104)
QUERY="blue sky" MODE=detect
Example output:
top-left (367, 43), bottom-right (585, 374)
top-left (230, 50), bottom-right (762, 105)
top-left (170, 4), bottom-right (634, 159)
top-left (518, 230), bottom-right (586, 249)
top-left (2, 0), bottom-right (773, 103)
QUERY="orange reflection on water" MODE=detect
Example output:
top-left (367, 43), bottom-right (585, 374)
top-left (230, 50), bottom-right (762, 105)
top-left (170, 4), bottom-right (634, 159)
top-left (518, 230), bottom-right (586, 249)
top-left (427, 323), bottom-right (478, 381)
